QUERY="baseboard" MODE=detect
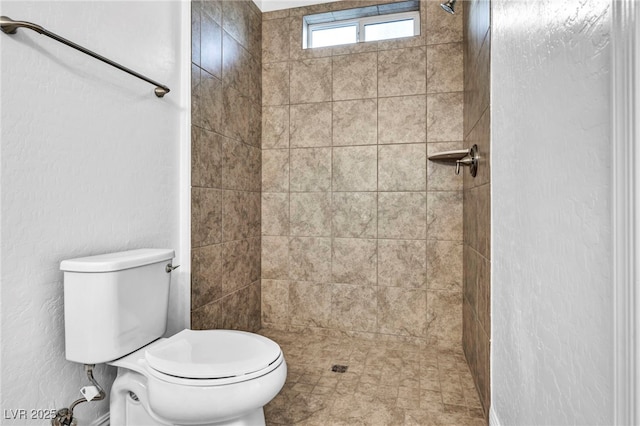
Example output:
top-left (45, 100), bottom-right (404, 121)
top-left (90, 412), bottom-right (110, 426)
top-left (489, 405), bottom-right (501, 426)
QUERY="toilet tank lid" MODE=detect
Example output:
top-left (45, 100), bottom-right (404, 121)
top-left (60, 249), bottom-right (175, 272)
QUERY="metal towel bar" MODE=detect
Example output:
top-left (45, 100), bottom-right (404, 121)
top-left (0, 16), bottom-right (170, 98)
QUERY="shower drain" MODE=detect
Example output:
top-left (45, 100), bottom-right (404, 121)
top-left (331, 364), bottom-right (348, 373)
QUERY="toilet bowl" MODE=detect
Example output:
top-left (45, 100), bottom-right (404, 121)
top-left (109, 329), bottom-right (287, 426)
top-left (60, 249), bottom-right (287, 426)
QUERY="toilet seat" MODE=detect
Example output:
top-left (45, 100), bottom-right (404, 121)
top-left (143, 329), bottom-right (284, 386)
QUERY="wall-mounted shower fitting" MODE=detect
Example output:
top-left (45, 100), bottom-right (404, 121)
top-left (427, 145), bottom-right (479, 177)
top-left (51, 364), bottom-right (105, 426)
top-left (456, 145), bottom-right (478, 177)
top-left (440, 0), bottom-right (456, 14)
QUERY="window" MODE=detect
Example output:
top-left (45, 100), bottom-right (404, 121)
top-left (363, 17), bottom-right (416, 42)
top-left (309, 24), bottom-right (358, 48)
top-left (304, 1), bottom-right (420, 49)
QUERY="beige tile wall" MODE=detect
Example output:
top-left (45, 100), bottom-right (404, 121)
top-left (462, 0), bottom-right (491, 419)
top-left (191, 0), bottom-right (262, 331)
top-left (261, 0), bottom-right (465, 349)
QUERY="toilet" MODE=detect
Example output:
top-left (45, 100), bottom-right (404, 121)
top-left (61, 249), bottom-right (286, 426)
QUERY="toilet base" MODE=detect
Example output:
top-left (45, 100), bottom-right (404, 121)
top-left (122, 394), bottom-right (265, 426)
top-left (201, 409), bottom-right (265, 426)
top-left (110, 366), bottom-right (275, 426)
top-left (117, 380), bottom-right (266, 426)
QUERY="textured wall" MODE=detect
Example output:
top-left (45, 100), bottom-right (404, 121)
top-left (190, 0), bottom-right (263, 331)
top-left (0, 1), bottom-right (186, 424)
top-left (462, 0), bottom-right (491, 419)
top-left (491, 0), bottom-right (613, 424)
top-left (260, 0), bottom-right (465, 347)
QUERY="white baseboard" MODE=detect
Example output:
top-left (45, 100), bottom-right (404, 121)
top-left (90, 412), bottom-right (110, 426)
top-left (489, 406), bottom-right (501, 426)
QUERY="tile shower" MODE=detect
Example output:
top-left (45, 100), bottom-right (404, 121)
top-left (462, 0), bottom-right (491, 417)
top-left (261, 0), bottom-right (465, 348)
top-left (191, 0), bottom-right (490, 424)
top-left (190, 0), bottom-right (263, 331)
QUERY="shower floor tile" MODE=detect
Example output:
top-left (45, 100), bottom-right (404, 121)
top-left (261, 329), bottom-right (485, 425)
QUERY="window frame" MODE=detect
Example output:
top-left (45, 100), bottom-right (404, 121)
top-left (305, 10), bottom-right (420, 49)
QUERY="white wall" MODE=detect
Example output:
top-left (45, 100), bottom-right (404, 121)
top-left (0, 1), bottom-right (188, 424)
top-left (491, 0), bottom-right (613, 424)
top-left (254, 0), bottom-right (341, 12)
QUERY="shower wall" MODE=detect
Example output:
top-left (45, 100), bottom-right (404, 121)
top-left (260, 0), bottom-right (465, 348)
top-left (462, 0), bottom-right (491, 418)
top-left (190, 0), bottom-right (263, 331)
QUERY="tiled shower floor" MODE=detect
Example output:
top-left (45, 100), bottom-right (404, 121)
top-left (261, 329), bottom-right (486, 425)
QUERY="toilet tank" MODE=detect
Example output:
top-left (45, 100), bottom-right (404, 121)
top-left (61, 249), bottom-right (175, 364)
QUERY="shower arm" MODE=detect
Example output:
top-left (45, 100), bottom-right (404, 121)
top-left (0, 16), bottom-right (170, 98)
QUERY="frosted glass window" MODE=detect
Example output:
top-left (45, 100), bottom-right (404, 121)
top-left (364, 19), bottom-right (415, 42)
top-left (310, 25), bottom-right (358, 48)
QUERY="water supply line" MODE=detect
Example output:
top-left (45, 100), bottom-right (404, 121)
top-left (52, 364), bottom-right (106, 426)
